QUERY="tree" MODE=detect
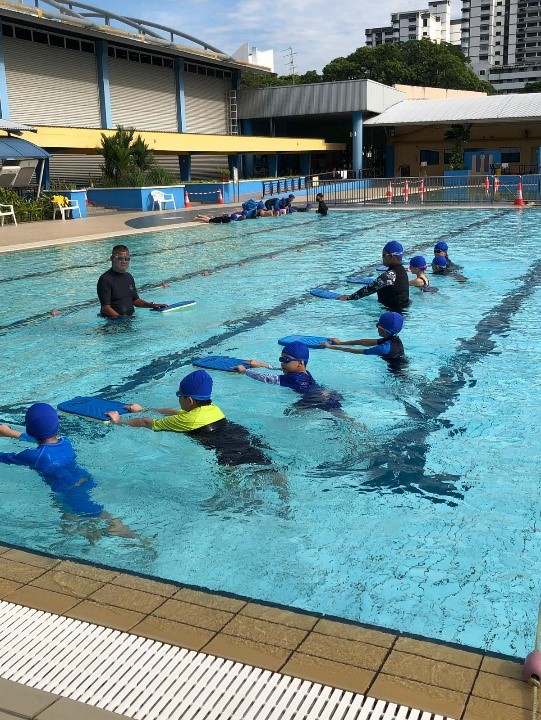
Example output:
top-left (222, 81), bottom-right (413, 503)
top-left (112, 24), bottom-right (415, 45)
top-left (444, 123), bottom-right (472, 169)
top-left (518, 80), bottom-right (541, 93)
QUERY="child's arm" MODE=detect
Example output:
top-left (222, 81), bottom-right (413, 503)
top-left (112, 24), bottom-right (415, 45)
top-left (0, 424), bottom-right (22, 439)
top-left (234, 365), bottom-right (281, 384)
top-left (409, 277), bottom-right (424, 287)
top-left (106, 411), bottom-right (153, 428)
top-left (321, 344), bottom-right (366, 355)
top-left (324, 338), bottom-right (378, 347)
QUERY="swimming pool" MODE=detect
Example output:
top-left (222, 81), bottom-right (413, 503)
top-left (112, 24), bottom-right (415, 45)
top-left (0, 208), bottom-right (539, 659)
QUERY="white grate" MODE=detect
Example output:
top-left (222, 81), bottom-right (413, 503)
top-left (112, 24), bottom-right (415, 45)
top-left (0, 601), bottom-right (454, 720)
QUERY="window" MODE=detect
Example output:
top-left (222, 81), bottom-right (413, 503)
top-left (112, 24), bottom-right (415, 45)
top-left (420, 150), bottom-right (439, 165)
top-left (479, 54), bottom-right (489, 60)
top-left (480, 34), bottom-right (489, 40)
top-left (501, 148), bottom-right (520, 162)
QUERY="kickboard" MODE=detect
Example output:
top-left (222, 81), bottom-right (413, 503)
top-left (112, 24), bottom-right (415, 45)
top-left (151, 300), bottom-right (196, 313)
top-left (192, 356), bottom-right (248, 372)
top-left (278, 335), bottom-right (329, 348)
top-left (57, 396), bottom-right (130, 422)
top-left (310, 289), bottom-right (341, 300)
top-left (346, 277), bottom-right (373, 285)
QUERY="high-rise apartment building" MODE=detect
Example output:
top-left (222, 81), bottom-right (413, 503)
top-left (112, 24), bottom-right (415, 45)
top-left (365, 1), bottom-right (460, 46)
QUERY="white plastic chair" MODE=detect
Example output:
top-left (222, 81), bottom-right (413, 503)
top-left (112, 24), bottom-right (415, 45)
top-left (0, 204), bottom-right (17, 226)
top-left (53, 199), bottom-right (81, 220)
top-left (151, 190), bottom-right (176, 210)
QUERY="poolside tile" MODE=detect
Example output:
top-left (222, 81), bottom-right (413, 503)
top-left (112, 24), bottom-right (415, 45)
top-left (203, 633), bottom-right (291, 671)
top-left (314, 618), bottom-right (396, 647)
top-left (56, 560), bottom-right (118, 583)
top-left (282, 652), bottom-right (375, 694)
top-left (172, 587), bottom-right (246, 612)
top-left (381, 650), bottom-right (477, 693)
top-left (463, 695), bottom-right (531, 720)
top-left (296, 632), bottom-right (388, 670)
top-left (369, 672), bottom-right (468, 719)
top-left (36, 697), bottom-right (130, 719)
top-left (154, 598), bottom-right (234, 631)
top-left (0, 558), bottom-right (48, 583)
top-left (480, 654), bottom-right (523, 680)
top-left (394, 637), bottom-right (483, 669)
top-left (66, 600), bottom-right (145, 631)
top-left (112, 573), bottom-right (178, 597)
top-left (4, 586), bottom-right (79, 615)
top-left (31, 570), bottom-right (104, 598)
top-left (131, 615), bottom-right (215, 650)
top-left (472, 671), bottom-right (532, 710)
top-left (88, 584), bottom-right (165, 614)
top-left (3, 549), bottom-right (58, 569)
top-left (0, 677), bottom-right (56, 717)
top-left (0, 578), bottom-right (22, 598)
top-left (240, 603), bottom-right (318, 630)
top-left (220, 614), bottom-right (309, 650)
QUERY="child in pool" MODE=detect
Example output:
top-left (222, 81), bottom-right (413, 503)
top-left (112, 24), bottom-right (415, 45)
top-left (321, 311), bottom-right (405, 361)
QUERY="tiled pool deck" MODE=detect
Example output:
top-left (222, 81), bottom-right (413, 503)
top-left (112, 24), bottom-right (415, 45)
top-left (0, 207), bottom-right (535, 719)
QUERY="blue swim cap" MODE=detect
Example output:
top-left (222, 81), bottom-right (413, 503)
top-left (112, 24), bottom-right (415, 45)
top-left (434, 241), bottom-right (448, 252)
top-left (383, 241), bottom-right (404, 257)
top-left (288, 194), bottom-right (295, 199)
top-left (25, 403), bottom-right (59, 440)
top-left (230, 213), bottom-right (239, 220)
top-left (257, 202), bottom-right (264, 209)
top-left (377, 311), bottom-right (404, 335)
top-left (282, 341), bottom-right (309, 363)
top-left (409, 255), bottom-right (427, 269)
top-left (177, 370), bottom-right (213, 400)
top-left (241, 210), bottom-right (248, 216)
top-left (432, 255), bottom-right (447, 268)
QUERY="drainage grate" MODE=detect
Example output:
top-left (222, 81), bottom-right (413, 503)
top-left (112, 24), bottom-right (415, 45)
top-left (0, 601), bottom-right (454, 720)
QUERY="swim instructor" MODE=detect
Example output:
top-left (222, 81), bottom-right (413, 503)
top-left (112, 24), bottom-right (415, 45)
top-left (97, 244), bottom-right (166, 318)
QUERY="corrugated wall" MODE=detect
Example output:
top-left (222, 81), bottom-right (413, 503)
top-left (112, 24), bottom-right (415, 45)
top-left (4, 38), bottom-right (101, 127)
top-left (184, 72), bottom-right (229, 134)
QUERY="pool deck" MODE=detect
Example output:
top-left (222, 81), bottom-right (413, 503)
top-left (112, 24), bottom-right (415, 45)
top-left (0, 207), bottom-right (535, 719)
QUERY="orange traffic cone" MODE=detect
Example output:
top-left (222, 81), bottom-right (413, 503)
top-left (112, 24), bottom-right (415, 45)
top-left (484, 176), bottom-right (490, 194)
top-left (514, 181), bottom-right (525, 207)
top-left (419, 177), bottom-right (425, 203)
top-left (386, 181), bottom-right (393, 204)
top-left (184, 190), bottom-right (191, 208)
top-left (217, 189), bottom-right (224, 205)
top-left (403, 179), bottom-right (409, 204)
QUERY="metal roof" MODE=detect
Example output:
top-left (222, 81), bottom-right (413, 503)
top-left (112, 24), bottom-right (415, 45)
top-left (0, 119), bottom-right (36, 134)
top-left (364, 93), bottom-right (541, 125)
top-left (0, 137), bottom-right (49, 159)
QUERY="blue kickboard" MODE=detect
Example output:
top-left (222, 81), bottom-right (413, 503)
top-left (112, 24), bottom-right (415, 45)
top-left (151, 300), bottom-right (196, 313)
top-left (346, 277), bottom-right (373, 285)
top-left (57, 396), bottom-right (130, 422)
top-left (310, 289), bottom-right (341, 300)
top-left (278, 335), bottom-right (329, 348)
top-left (192, 356), bottom-right (248, 372)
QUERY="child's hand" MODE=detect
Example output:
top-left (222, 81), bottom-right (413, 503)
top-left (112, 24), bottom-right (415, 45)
top-left (106, 411), bottom-right (121, 423)
top-left (338, 295), bottom-right (350, 301)
top-left (246, 359), bottom-right (265, 368)
top-left (319, 342), bottom-right (332, 348)
top-left (328, 337), bottom-right (342, 345)
top-left (124, 404), bottom-right (143, 413)
top-left (0, 424), bottom-right (15, 437)
top-left (233, 365), bottom-right (246, 373)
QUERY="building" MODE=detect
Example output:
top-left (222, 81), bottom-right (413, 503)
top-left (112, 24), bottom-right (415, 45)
top-left (365, 0), bottom-right (460, 46)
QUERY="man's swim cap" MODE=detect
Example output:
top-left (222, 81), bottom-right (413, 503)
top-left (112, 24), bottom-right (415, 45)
top-left (176, 370), bottom-right (213, 400)
top-left (25, 403), bottom-right (59, 440)
top-left (432, 255), bottom-right (447, 268)
top-left (230, 213), bottom-right (239, 220)
top-left (282, 341), bottom-right (309, 362)
top-left (434, 241), bottom-right (448, 252)
top-left (409, 255), bottom-right (428, 269)
top-left (257, 202), bottom-right (264, 209)
top-left (377, 311), bottom-right (404, 335)
top-left (383, 241), bottom-right (404, 257)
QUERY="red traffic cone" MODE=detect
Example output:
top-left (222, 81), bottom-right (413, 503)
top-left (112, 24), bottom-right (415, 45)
top-left (217, 189), bottom-right (224, 205)
top-left (494, 176), bottom-right (500, 194)
top-left (419, 178), bottom-right (425, 203)
top-left (514, 181), bottom-right (525, 207)
top-left (403, 179), bottom-right (409, 204)
top-left (386, 181), bottom-right (393, 204)
top-left (184, 190), bottom-right (191, 208)
top-left (484, 176), bottom-right (490, 194)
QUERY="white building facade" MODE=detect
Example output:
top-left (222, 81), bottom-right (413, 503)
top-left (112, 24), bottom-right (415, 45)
top-left (365, 0), bottom-right (456, 45)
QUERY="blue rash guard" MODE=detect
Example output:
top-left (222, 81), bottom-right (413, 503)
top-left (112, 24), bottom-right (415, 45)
top-left (363, 335), bottom-right (405, 359)
top-left (0, 435), bottom-right (103, 518)
top-left (244, 368), bottom-right (343, 411)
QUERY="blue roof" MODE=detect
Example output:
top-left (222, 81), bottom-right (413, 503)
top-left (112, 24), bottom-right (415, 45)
top-left (0, 136), bottom-right (49, 160)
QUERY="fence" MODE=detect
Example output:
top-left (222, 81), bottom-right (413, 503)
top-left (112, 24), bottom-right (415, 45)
top-left (302, 174), bottom-right (541, 206)
top-left (261, 177), bottom-right (307, 197)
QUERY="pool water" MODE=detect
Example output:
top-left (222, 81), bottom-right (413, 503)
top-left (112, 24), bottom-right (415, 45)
top-left (1, 208), bottom-right (540, 658)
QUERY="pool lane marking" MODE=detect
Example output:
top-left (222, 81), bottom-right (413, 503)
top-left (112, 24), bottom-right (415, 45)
top-left (0, 212), bottom-right (426, 335)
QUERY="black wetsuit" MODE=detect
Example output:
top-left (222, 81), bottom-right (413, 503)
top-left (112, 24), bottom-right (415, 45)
top-left (97, 269), bottom-right (139, 316)
top-left (209, 216), bottom-right (232, 224)
top-left (350, 264), bottom-right (410, 310)
top-left (188, 418), bottom-right (271, 466)
top-left (316, 200), bottom-right (328, 216)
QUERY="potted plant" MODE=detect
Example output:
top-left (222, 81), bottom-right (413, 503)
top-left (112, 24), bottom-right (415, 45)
top-left (216, 167), bottom-right (231, 182)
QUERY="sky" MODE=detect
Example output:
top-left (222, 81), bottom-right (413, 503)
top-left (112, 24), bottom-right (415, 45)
top-left (66, 0), bottom-right (427, 75)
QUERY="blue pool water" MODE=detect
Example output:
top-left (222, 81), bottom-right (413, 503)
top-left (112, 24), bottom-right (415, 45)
top-left (1, 208), bottom-right (540, 658)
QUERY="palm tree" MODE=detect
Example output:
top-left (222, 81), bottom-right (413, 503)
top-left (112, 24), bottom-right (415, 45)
top-left (444, 124), bottom-right (472, 170)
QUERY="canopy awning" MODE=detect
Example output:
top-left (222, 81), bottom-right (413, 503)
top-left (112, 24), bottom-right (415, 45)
top-left (0, 136), bottom-right (49, 160)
